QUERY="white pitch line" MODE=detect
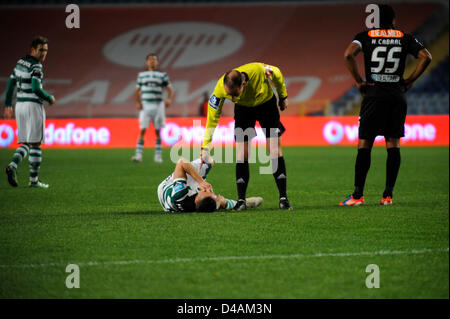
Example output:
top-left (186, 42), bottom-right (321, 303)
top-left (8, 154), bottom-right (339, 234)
top-left (0, 247), bottom-right (447, 269)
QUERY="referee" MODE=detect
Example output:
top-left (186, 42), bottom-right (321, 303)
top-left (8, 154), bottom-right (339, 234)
top-left (201, 62), bottom-right (292, 211)
top-left (339, 4), bottom-right (432, 206)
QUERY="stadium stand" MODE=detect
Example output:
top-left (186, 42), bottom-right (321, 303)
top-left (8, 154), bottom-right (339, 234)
top-left (407, 55), bottom-right (449, 115)
top-left (0, 1), bottom-right (445, 118)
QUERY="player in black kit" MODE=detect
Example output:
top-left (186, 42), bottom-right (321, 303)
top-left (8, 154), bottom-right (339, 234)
top-left (339, 4), bottom-right (432, 206)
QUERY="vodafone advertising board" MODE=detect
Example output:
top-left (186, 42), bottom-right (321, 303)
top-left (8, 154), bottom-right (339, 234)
top-left (0, 116), bottom-right (448, 149)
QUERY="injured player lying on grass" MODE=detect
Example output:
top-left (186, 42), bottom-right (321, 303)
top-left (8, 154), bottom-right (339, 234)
top-left (157, 157), bottom-right (263, 212)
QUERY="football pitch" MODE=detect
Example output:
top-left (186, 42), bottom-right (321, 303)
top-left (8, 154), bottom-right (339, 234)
top-left (0, 146), bottom-right (448, 299)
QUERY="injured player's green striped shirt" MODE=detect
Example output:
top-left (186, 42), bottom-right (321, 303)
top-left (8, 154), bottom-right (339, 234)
top-left (158, 176), bottom-right (237, 212)
top-left (5, 55), bottom-right (53, 106)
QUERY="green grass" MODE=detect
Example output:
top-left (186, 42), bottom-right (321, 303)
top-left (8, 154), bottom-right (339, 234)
top-left (0, 147), bottom-right (448, 298)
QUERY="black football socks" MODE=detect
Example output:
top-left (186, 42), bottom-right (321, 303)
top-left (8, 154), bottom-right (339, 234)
top-left (236, 161), bottom-right (249, 201)
top-left (236, 157), bottom-right (287, 201)
top-left (353, 148), bottom-right (371, 199)
top-left (272, 156), bottom-right (287, 199)
top-left (383, 147), bottom-right (401, 198)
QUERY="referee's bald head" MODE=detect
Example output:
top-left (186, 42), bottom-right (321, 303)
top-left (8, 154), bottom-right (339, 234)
top-left (224, 70), bottom-right (245, 97)
top-left (224, 70), bottom-right (243, 88)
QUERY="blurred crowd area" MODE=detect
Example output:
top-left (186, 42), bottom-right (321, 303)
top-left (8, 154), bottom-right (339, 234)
top-left (1, 0), bottom-right (448, 118)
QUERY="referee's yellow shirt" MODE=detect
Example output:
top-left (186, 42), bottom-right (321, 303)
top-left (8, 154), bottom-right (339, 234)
top-left (202, 62), bottom-right (288, 149)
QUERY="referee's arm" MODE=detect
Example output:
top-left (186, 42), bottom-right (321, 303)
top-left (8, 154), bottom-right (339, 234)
top-left (265, 64), bottom-right (288, 110)
top-left (202, 97), bottom-right (224, 150)
top-left (266, 64), bottom-right (288, 99)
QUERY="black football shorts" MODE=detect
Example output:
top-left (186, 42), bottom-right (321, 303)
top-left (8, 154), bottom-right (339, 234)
top-left (234, 95), bottom-right (286, 142)
top-left (359, 93), bottom-right (407, 140)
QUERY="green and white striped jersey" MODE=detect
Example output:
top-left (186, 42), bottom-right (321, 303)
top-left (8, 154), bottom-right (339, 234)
top-left (157, 175), bottom-right (236, 212)
top-left (9, 55), bottom-right (51, 105)
top-left (136, 70), bottom-right (171, 104)
top-left (157, 159), bottom-right (236, 213)
top-left (158, 177), bottom-right (197, 212)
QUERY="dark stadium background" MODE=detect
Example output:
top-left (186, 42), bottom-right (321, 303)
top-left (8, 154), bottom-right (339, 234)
top-left (0, 0), bottom-right (447, 118)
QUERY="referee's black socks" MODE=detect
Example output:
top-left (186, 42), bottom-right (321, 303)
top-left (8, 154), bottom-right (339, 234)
top-left (353, 148), bottom-right (372, 199)
top-left (272, 156), bottom-right (287, 199)
top-left (236, 161), bottom-right (250, 200)
top-left (236, 157), bottom-right (287, 201)
top-left (383, 147), bottom-right (401, 198)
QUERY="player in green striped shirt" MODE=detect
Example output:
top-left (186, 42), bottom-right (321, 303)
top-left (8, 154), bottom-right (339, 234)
top-left (158, 157), bottom-right (263, 213)
top-left (132, 53), bottom-right (174, 163)
top-left (4, 36), bottom-right (55, 188)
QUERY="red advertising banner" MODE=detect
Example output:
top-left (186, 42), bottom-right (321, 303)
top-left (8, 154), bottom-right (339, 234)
top-left (0, 115), bottom-right (448, 149)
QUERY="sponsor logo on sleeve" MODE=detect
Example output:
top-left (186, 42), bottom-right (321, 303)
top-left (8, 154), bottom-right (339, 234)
top-left (173, 182), bottom-right (185, 193)
top-left (209, 94), bottom-right (221, 110)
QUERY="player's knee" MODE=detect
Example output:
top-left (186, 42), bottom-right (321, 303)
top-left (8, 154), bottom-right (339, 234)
top-left (358, 139), bottom-right (374, 149)
top-left (385, 138), bottom-right (400, 148)
top-left (236, 147), bottom-right (247, 162)
top-left (277, 146), bottom-right (283, 157)
top-left (236, 154), bottom-right (247, 163)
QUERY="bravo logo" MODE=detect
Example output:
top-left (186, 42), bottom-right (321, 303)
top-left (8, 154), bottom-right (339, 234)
top-left (103, 22), bottom-right (244, 69)
top-left (0, 124), bottom-right (15, 148)
top-left (323, 120), bottom-right (437, 144)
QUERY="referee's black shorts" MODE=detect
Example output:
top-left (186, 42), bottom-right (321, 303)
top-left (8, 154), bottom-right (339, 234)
top-left (359, 91), bottom-right (407, 140)
top-left (234, 95), bottom-right (286, 142)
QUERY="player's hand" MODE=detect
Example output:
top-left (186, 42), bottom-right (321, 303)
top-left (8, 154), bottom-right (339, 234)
top-left (136, 102), bottom-right (143, 110)
top-left (49, 96), bottom-right (56, 105)
top-left (356, 82), bottom-right (374, 94)
top-left (3, 107), bottom-right (13, 119)
top-left (199, 180), bottom-right (213, 193)
top-left (279, 97), bottom-right (288, 111)
top-left (200, 148), bottom-right (211, 168)
top-left (164, 99), bottom-right (172, 108)
top-left (215, 194), bottom-right (226, 207)
top-left (402, 78), bottom-right (414, 92)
